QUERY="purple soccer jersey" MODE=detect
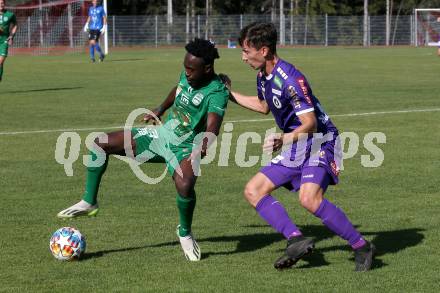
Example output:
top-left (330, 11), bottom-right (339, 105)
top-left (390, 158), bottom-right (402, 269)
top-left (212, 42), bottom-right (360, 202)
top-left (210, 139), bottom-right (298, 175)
top-left (258, 59), bottom-right (341, 190)
top-left (257, 59), bottom-right (338, 136)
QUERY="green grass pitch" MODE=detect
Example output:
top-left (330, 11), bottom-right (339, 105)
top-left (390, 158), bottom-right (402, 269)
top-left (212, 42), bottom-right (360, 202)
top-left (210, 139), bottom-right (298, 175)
top-left (0, 47), bottom-right (439, 292)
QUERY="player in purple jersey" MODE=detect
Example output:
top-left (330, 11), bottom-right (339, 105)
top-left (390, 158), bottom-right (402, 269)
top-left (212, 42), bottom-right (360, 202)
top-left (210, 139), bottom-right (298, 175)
top-left (226, 22), bottom-right (375, 271)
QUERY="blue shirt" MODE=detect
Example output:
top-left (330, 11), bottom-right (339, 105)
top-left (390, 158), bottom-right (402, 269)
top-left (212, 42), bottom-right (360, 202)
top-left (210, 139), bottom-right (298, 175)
top-left (88, 5), bottom-right (106, 30)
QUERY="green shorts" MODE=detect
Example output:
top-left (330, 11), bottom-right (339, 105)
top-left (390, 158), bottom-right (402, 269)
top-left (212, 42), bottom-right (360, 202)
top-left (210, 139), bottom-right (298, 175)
top-left (131, 126), bottom-right (193, 175)
top-left (0, 41), bottom-right (9, 57)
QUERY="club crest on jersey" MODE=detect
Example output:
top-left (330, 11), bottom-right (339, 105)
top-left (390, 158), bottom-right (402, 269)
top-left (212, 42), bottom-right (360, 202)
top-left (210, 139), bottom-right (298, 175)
top-left (272, 96), bottom-right (282, 109)
top-left (192, 93), bottom-right (204, 106)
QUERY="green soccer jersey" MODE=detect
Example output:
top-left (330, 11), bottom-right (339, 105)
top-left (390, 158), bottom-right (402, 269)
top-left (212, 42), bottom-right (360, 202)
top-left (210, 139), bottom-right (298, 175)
top-left (0, 10), bottom-right (16, 43)
top-left (163, 71), bottom-right (229, 146)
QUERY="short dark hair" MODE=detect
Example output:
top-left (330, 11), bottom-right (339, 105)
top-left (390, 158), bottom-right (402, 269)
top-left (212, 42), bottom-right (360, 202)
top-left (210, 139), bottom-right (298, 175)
top-left (238, 22), bottom-right (277, 54)
top-left (185, 38), bottom-right (220, 65)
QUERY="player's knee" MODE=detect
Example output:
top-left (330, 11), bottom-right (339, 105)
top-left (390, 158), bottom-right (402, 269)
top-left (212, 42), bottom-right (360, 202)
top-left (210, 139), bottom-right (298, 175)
top-left (175, 178), bottom-right (195, 197)
top-left (243, 183), bottom-right (260, 206)
top-left (299, 190), bottom-right (321, 212)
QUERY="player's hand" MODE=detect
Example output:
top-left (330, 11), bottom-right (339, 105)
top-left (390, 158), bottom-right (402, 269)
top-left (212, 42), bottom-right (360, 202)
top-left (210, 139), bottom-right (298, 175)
top-left (100, 25), bottom-right (106, 34)
top-left (218, 73), bottom-right (231, 91)
top-left (142, 107), bottom-right (163, 124)
top-left (6, 36), bottom-right (13, 46)
top-left (263, 133), bottom-right (284, 153)
top-left (83, 23), bottom-right (89, 33)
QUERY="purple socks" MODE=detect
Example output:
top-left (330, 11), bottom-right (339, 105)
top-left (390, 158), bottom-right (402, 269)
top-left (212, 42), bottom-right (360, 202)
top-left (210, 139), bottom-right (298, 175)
top-left (255, 195), bottom-right (366, 250)
top-left (256, 195), bottom-right (302, 239)
top-left (314, 198), bottom-right (366, 249)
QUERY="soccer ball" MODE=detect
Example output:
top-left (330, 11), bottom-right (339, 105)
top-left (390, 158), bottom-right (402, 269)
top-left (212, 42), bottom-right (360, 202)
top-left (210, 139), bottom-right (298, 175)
top-left (49, 227), bottom-right (86, 261)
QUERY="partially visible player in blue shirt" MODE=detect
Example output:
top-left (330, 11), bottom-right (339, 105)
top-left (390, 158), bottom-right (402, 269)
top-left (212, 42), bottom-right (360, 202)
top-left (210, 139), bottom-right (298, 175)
top-left (227, 22), bottom-right (375, 271)
top-left (84, 0), bottom-right (106, 62)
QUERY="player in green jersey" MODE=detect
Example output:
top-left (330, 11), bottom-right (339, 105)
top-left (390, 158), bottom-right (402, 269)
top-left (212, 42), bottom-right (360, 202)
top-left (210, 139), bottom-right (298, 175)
top-left (57, 38), bottom-right (230, 261)
top-left (0, 0), bottom-right (17, 82)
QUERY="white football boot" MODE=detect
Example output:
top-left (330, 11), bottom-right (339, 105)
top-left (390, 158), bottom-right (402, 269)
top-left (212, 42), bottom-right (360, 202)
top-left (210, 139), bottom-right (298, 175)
top-left (176, 225), bottom-right (201, 261)
top-left (57, 200), bottom-right (99, 219)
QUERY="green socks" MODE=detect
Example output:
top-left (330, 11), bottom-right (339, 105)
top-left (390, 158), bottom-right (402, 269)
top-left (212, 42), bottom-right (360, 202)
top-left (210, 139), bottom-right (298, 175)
top-left (177, 192), bottom-right (196, 237)
top-left (82, 150), bottom-right (108, 205)
top-left (0, 65), bottom-right (3, 81)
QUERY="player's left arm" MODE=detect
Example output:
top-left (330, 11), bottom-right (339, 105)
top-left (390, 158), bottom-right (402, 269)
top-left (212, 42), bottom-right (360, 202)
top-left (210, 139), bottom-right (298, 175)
top-left (7, 16), bottom-right (18, 46)
top-left (100, 9), bottom-right (107, 33)
top-left (198, 112), bottom-right (223, 158)
top-left (263, 77), bottom-right (317, 153)
top-left (198, 90), bottom-right (228, 157)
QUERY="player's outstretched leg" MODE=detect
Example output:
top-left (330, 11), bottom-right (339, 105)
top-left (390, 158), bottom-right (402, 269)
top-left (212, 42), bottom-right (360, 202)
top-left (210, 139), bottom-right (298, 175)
top-left (57, 130), bottom-right (136, 218)
top-left (299, 180), bottom-right (375, 271)
top-left (313, 198), bottom-right (375, 271)
top-left (174, 158), bottom-right (200, 261)
top-left (245, 172), bottom-right (311, 269)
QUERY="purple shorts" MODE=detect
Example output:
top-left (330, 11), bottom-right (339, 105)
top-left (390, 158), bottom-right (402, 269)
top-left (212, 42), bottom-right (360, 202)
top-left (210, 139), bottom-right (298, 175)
top-left (260, 144), bottom-right (340, 192)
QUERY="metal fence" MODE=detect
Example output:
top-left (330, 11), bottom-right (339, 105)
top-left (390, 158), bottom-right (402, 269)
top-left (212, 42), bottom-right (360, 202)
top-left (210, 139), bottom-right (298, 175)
top-left (11, 14), bottom-right (419, 54)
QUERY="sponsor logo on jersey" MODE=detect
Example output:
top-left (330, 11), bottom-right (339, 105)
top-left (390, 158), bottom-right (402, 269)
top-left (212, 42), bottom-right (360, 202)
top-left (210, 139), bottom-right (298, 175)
top-left (297, 78), bottom-right (312, 104)
top-left (331, 161), bottom-right (340, 176)
top-left (272, 96), bottom-right (282, 109)
top-left (272, 88), bottom-right (282, 96)
top-left (271, 155), bottom-right (285, 164)
top-left (192, 93), bottom-right (204, 106)
top-left (180, 93), bottom-right (190, 105)
top-left (274, 76), bottom-right (283, 89)
top-left (302, 174), bottom-right (314, 178)
top-left (294, 101), bottom-right (301, 109)
top-left (287, 85), bottom-right (298, 98)
top-left (276, 67), bottom-right (288, 80)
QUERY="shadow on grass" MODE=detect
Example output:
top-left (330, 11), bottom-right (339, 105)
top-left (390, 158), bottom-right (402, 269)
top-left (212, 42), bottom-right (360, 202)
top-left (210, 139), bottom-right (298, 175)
top-left (106, 58), bottom-right (146, 62)
top-left (81, 225), bottom-right (425, 270)
top-left (0, 87), bottom-right (82, 94)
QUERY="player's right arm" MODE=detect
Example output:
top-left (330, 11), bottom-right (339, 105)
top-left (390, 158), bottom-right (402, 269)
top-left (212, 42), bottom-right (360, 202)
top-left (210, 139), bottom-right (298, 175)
top-left (7, 15), bottom-right (17, 45)
top-left (229, 91), bottom-right (270, 114)
top-left (218, 74), bottom-right (269, 114)
top-left (142, 86), bottom-right (177, 123)
top-left (84, 16), bottom-right (90, 32)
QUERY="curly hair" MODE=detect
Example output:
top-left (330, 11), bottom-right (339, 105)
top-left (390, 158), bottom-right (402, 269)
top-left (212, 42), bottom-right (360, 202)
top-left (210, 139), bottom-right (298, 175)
top-left (185, 38), bottom-right (220, 65)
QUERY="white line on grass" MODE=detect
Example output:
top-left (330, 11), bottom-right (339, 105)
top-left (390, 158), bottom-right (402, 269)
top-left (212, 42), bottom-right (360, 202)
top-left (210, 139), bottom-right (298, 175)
top-left (1, 107), bottom-right (440, 136)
